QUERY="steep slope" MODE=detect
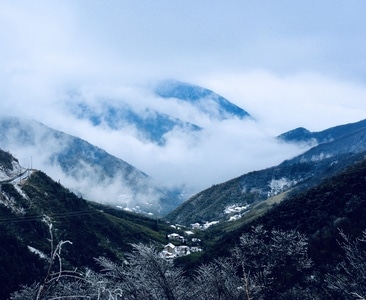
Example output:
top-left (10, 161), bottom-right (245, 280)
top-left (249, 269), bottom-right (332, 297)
top-left (0, 150), bottom-right (24, 181)
top-left (154, 80), bottom-right (251, 120)
top-left (0, 116), bottom-right (182, 215)
top-left (0, 149), bottom-right (174, 299)
top-left (167, 118), bottom-right (366, 225)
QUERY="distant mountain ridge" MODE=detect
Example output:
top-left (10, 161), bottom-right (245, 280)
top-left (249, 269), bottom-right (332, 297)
top-left (167, 118), bottom-right (366, 225)
top-left (0, 116), bottom-right (181, 215)
top-left (66, 80), bottom-right (251, 146)
top-left (278, 119), bottom-right (366, 145)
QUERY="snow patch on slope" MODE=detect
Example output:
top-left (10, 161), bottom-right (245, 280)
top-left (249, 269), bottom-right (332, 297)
top-left (0, 160), bottom-right (23, 181)
top-left (0, 189), bottom-right (26, 215)
top-left (224, 203), bottom-right (250, 214)
top-left (268, 177), bottom-right (297, 197)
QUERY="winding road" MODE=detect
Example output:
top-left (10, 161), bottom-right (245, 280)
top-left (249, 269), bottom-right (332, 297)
top-left (0, 169), bottom-right (34, 184)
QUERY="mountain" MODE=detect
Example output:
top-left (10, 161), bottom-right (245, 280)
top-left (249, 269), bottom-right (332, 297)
top-left (166, 118), bottom-right (366, 225)
top-left (0, 148), bottom-right (177, 299)
top-left (66, 80), bottom-right (250, 146)
top-left (155, 80), bottom-right (251, 120)
top-left (3, 148), bottom-right (366, 299)
top-left (68, 100), bottom-right (202, 146)
top-left (0, 116), bottom-right (182, 215)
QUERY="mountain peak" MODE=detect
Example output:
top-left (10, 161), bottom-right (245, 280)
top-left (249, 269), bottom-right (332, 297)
top-left (155, 80), bottom-right (213, 101)
top-left (278, 119), bottom-right (366, 145)
top-left (277, 127), bottom-right (313, 143)
top-left (154, 80), bottom-right (251, 120)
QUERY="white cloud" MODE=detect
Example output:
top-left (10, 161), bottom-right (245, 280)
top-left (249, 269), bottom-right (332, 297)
top-left (34, 88), bottom-right (305, 194)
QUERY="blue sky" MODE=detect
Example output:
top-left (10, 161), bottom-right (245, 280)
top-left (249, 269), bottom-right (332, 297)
top-left (1, 1), bottom-right (366, 191)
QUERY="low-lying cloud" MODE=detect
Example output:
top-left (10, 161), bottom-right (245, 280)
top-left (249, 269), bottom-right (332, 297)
top-left (2, 67), bottom-right (366, 201)
top-left (26, 83), bottom-right (308, 193)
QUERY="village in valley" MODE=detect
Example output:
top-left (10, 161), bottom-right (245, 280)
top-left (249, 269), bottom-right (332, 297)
top-left (160, 223), bottom-right (204, 259)
top-left (160, 206), bottom-right (249, 259)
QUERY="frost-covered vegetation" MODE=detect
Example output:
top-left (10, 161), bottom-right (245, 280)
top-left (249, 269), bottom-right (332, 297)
top-left (11, 226), bottom-right (366, 300)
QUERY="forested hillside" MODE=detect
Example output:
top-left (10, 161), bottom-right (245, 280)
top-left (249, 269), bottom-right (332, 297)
top-left (182, 156), bottom-right (366, 299)
top-left (167, 119), bottom-right (366, 225)
top-left (0, 152), bottom-right (175, 299)
top-left (6, 153), bottom-right (366, 299)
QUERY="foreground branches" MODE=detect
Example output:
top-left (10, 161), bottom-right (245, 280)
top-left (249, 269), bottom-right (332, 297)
top-left (12, 225), bottom-right (366, 299)
top-left (326, 230), bottom-right (366, 299)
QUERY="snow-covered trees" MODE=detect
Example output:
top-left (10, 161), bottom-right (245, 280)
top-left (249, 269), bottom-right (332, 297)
top-left (326, 230), bottom-right (366, 299)
top-left (233, 225), bottom-right (313, 299)
top-left (193, 258), bottom-right (244, 299)
top-left (100, 243), bottom-right (190, 300)
top-left (13, 225), bottom-right (366, 299)
top-left (12, 243), bottom-right (189, 300)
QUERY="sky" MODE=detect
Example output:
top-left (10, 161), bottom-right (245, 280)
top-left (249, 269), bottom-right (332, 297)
top-left (1, 1), bottom-right (366, 194)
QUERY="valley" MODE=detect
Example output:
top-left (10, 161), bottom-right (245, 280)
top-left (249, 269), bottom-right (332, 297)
top-left (2, 1), bottom-right (366, 298)
top-left (0, 83), bottom-right (366, 299)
